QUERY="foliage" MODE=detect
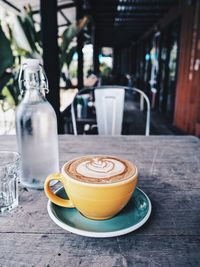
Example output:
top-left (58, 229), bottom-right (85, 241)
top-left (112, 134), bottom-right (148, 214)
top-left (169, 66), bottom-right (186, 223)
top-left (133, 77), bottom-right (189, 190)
top-left (60, 16), bottom-right (90, 70)
top-left (0, 23), bottom-right (16, 107)
top-left (0, 5), bottom-right (90, 108)
top-left (100, 64), bottom-right (113, 85)
top-left (10, 5), bottom-right (41, 57)
top-left (0, 25), bottom-right (14, 77)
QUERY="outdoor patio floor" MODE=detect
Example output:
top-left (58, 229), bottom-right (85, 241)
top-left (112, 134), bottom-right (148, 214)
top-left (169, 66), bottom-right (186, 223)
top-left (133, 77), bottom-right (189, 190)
top-left (122, 110), bottom-right (184, 136)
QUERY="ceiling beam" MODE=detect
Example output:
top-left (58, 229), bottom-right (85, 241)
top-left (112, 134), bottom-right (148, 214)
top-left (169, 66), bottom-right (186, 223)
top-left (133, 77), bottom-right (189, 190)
top-left (95, 18), bottom-right (158, 21)
top-left (91, 0), bottom-right (175, 5)
top-left (0, 0), bottom-right (20, 12)
top-left (59, 9), bottom-right (71, 25)
top-left (139, 0), bottom-right (184, 41)
top-left (96, 26), bottom-right (150, 30)
top-left (58, 23), bottom-right (69, 28)
top-left (95, 13), bottom-right (162, 17)
top-left (57, 2), bottom-right (76, 10)
top-left (32, 2), bottom-right (76, 14)
top-left (93, 6), bottom-right (168, 9)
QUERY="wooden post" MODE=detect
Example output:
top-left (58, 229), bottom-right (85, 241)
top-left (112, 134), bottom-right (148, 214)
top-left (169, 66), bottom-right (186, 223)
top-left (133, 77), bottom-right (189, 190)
top-left (113, 47), bottom-right (121, 74)
top-left (93, 27), bottom-right (100, 75)
top-left (174, 0), bottom-right (200, 134)
top-left (77, 0), bottom-right (84, 90)
top-left (40, 0), bottom-right (63, 133)
top-left (161, 29), bottom-right (170, 114)
top-left (113, 47), bottom-right (118, 74)
top-left (155, 33), bottom-right (163, 109)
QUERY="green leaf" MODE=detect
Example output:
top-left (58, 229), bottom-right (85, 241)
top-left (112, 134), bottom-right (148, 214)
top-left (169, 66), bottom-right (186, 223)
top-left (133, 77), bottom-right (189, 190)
top-left (61, 16), bottom-right (90, 52)
top-left (66, 46), bottom-right (77, 67)
top-left (17, 14), bottom-right (39, 53)
top-left (62, 24), bottom-right (79, 52)
top-left (0, 72), bottom-right (12, 94)
top-left (0, 25), bottom-right (14, 77)
top-left (11, 5), bottom-right (41, 55)
top-left (60, 16), bottom-right (90, 70)
top-left (2, 86), bottom-right (15, 107)
top-left (23, 6), bottom-right (40, 52)
top-left (6, 83), bottom-right (20, 106)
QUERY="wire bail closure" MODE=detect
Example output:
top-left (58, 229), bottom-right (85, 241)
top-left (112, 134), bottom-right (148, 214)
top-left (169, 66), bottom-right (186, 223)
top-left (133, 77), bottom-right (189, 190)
top-left (18, 61), bottom-right (49, 95)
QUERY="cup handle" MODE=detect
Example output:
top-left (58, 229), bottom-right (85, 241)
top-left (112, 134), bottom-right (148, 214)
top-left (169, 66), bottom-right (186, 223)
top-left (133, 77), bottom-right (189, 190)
top-left (44, 173), bottom-right (75, 208)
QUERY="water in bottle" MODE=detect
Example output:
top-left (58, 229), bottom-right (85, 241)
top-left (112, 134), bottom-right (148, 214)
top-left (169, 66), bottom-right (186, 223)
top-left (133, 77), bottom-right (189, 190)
top-left (16, 59), bottom-right (59, 189)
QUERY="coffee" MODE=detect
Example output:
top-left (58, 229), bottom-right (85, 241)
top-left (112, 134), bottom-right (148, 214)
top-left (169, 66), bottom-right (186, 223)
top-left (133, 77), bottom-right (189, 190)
top-left (64, 155), bottom-right (136, 184)
top-left (45, 155), bottom-right (138, 219)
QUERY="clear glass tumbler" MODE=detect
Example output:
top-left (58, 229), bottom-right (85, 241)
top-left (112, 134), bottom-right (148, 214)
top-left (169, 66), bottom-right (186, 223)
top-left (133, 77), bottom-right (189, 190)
top-left (0, 151), bottom-right (20, 213)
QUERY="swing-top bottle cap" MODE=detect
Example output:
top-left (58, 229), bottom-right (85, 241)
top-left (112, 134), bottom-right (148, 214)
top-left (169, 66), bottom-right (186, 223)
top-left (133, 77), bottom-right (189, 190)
top-left (19, 58), bottom-right (48, 93)
top-left (23, 59), bottom-right (40, 71)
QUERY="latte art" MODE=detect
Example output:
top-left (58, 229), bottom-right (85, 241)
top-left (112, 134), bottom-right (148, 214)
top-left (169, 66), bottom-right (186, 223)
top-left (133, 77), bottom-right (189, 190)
top-left (65, 156), bottom-right (136, 184)
top-left (86, 158), bottom-right (115, 173)
top-left (77, 158), bottom-right (125, 178)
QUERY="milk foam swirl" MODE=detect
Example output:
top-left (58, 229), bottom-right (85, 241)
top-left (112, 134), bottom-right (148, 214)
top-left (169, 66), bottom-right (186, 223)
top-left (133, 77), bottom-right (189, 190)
top-left (77, 158), bottom-right (124, 179)
top-left (65, 156), bottom-right (136, 184)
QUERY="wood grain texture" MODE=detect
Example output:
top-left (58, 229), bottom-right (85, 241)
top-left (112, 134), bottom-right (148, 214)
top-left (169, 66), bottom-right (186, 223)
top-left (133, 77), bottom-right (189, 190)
top-left (0, 135), bottom-right (200, 267)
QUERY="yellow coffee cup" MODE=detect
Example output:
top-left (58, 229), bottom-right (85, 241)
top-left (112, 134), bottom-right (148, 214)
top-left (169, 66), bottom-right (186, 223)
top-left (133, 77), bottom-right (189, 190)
top-left (44, 156), bottom-right (138, 220)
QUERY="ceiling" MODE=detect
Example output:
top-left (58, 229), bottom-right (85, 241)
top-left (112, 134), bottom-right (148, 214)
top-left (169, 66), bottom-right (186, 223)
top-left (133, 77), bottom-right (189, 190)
top-left (90, 0), bottom-right (179, 46)
top-left (0, 0), bottom-right (179, 47)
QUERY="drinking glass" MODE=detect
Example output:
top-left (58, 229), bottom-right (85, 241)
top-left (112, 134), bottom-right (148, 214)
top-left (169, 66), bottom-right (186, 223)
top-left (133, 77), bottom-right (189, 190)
top-left (0, 151), bottom-right (20, 213)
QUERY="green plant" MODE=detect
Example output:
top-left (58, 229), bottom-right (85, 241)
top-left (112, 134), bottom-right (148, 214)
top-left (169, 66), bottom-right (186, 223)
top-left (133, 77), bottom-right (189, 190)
top-left (0, 5), bottom-right (90, 108)
top-left (0, 23), bottom-right (17, 106)
top-left (10, 5), bottom-right (41, 58)
top-left (11, 5), bottom-right (90, 72)
top-left (0, 24), bottom-right (14, 90)
top-left (60, 16), bottom-right (90, 71)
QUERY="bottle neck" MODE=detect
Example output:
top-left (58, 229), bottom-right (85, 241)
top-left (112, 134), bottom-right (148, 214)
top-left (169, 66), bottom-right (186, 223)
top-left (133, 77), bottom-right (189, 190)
top-left (22, 87), bottom-right (46, 104)
top-left (22, 70), bottom-right (46, 104)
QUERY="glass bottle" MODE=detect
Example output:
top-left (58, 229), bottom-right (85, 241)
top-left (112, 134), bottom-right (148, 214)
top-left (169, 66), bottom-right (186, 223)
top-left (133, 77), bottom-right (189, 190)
top-left (16, 59), bottom-right (59, 189)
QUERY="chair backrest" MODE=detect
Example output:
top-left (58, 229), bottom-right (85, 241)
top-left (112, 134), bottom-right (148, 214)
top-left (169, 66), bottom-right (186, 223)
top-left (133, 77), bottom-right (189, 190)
top-left (71, 86), bottom-right (150, 136)
top-left (95, 87), bottom-right (125, 135)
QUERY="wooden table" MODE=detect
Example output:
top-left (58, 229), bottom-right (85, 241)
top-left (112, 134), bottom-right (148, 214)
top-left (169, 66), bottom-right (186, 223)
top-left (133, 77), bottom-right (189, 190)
top-left (0, 135), bottom-right (200, 267)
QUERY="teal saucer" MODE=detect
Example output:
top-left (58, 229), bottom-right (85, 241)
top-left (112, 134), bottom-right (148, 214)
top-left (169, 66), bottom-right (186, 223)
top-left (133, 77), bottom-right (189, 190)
top-left (47, 187), bottom-right (151, 238)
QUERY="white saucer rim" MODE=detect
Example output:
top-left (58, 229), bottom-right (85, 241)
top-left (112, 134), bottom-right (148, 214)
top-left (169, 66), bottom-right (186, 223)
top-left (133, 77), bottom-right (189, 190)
top-left (47, 187), bottom-right (152, 238)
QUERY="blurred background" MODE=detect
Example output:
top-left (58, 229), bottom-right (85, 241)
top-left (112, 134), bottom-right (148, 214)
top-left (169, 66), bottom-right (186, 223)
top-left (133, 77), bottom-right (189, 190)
top-left (0, 0), bottom-right (199, 136)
